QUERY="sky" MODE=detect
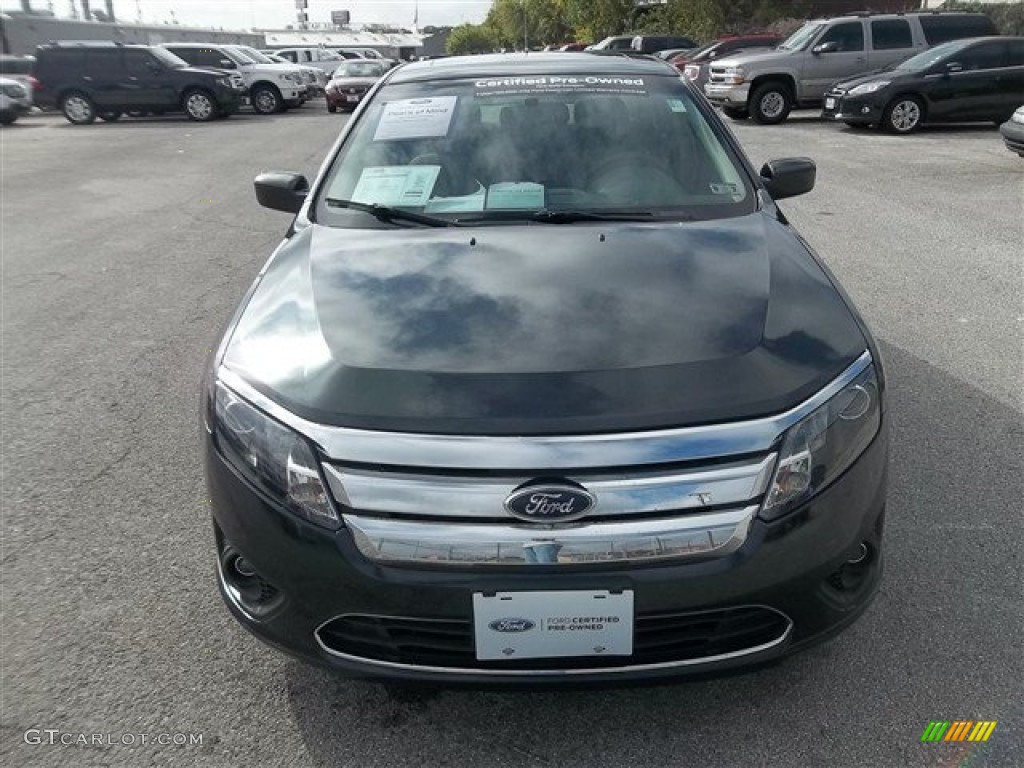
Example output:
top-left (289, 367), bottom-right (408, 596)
top-left (2, 1), bottom-right (493, 30)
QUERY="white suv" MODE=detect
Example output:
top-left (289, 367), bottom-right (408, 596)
top-left (272, 47), bottom-right (347, 75)
top-left (162, 44), bottom-right (306, 115)
top-left (0, 76), bottom-right (32, 125)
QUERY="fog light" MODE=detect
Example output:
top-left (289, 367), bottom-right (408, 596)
top-left (219, 543), bottom-right (284, 618)
top-left (861, 106), bottom-right (871, 114)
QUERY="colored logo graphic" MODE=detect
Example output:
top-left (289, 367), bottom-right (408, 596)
top-left (920, 721), bottom-right (997, 743)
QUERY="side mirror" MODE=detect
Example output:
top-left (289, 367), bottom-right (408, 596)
top-left (760, 158), bottom-right (816, 200)
top-left (218, 58), bottom-right (236, 69)
top-left (812, 41), bottom-right (840, 55)
top-left (254, 172), bottom-right (309, 214)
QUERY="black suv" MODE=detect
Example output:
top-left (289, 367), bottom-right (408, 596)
top-left (32, 42), bottom-right (247, 124)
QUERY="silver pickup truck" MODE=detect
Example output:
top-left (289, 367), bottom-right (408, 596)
top-left (705, 11), bottom-right (998, 124)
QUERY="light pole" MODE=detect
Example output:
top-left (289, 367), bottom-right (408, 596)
top-left (521, 0), bottom-right (528, 52)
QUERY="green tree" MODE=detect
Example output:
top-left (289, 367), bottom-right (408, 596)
top-left (446, 24), bottom-right (497, 55)
top-left (564, 0), bottom-right (635, 42)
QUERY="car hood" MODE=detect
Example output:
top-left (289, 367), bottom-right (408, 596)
top-left (834, 68), bottom-right (910, 90)
top-left (329, 76), bottom-right (381, 88)
top-left (222, 212), bottom-right (867, 435)
top-left (712, 48), bottom-right (793, 69)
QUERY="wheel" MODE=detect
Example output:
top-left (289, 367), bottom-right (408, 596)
top-left (183, 89), bottom-right (217, 122)
top-left (61, 92), bottom-right (96, 125)
top-left (327, 103), bottom-right (338, 113)
top-left (251, 84), bottom-right (282, 115)
top-left (882, 96), bottom-right (923, 134)
top-left (722, 106), bottom-right (749, 120)
top-left (98, 110), bottom-right (122, 122)
top-left (750, 81), bottom-right (792, 125)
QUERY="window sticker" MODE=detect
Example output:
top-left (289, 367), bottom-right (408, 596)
top-left (351, 165), bottom-right (441, 207)
top-left (473, 76), bottom-right (647, 98)
top-left (424, 185), bottom-right (487, 214)
top-left (485, 182), bottom-right (545, 210)
top-left (373, 96), bottom-right (458, 141)
top-left (667, 98), bottom-right (688, 113)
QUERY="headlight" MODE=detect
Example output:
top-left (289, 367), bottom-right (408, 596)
top-left (721, 67), bottom-right (745, 85)
top-left (280, 73), bottom-right (299, 83)
top-left (217, 77), bottom-right (231, 87)
top-left (760, 364), bottom-right (881, 521)
top-left (2, 83), bottom-right (26, 98)
top-left (1012, 107), bottom-right (1024, 125)
top-left (848, 80), bottom-right (890, 96)
top-left (214, 382), bottom-right (339, 529)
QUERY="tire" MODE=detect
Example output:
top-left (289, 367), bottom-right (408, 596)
top-left (183, 89), bottom-right (218, 122)
top-left (882, 96), bottom-right (923, 134)
top-left (98, 110), bottom-right (122, 122)
top-left (61, 92), bottom-right (96, 125)
top-left (251, 84), bottom-right (282, 115)
top-left (327, 103), bottom-right (338, 113)
top-left (722, 106), bottom-right (749, 120)
top-left (750, 81), bottom-right (792, 125)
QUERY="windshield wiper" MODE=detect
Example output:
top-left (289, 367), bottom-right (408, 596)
top-left (325, 198), bottom-right (456, 228)
top-left (530, 209), bottom-right (659, 224)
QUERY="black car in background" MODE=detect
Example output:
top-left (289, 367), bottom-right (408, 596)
top-left (204, 53), bottom-right (888, 685)
top-left (32, 42), bottom-right (247, 124)
top-left (823, 36), bottom-right (1024, 133)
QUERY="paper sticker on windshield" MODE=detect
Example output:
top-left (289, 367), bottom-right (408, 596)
top-left (667, 98), bottom-right (688, 113)
top-left (486, 182), bottom-right (545, 210)
top-left (374, 96), bottom-right (457, 141)
top-left (352, 166), bottom-right (441, 207)
top-left (425, 185), bottom-right (486, 214)
top-left (474, 76), bottom-right (646, 97)
top-left (710, 182), bottom-right (741, 196)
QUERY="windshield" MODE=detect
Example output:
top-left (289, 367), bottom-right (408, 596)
top-left (778, 22), bottom-right (824, 51)
top-left (893, 39), bottom-right (970, 71)
top-left (151, 47), bottom-right (187, 68)
top-left (316, 75), bottom-right (754, 227)
top-left (335, 61), bottom-right (387, 78)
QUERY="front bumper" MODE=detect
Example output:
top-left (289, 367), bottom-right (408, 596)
top-left (822, 92), bottom-right (881, 125)
top-left (704, 81), bottom-right (750, 106)
top-left (999, 118), bottom-right (1024, 156)
top-left (205, 419), bottom-right (888, 685)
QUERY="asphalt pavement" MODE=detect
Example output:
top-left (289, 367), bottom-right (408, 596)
top-left (1, 105), bottom-right (1022, 768)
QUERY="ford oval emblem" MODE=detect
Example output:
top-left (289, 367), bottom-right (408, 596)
top-left (504, 483), bottom-right (596, 523)
top-left (488, 618), bottom-right (536, 633)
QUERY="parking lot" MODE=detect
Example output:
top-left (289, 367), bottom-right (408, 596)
top-left (2, 104), bottom-right (1021, 767)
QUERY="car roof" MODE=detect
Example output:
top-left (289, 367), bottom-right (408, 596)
top-left (389, 52), bottom-right (677, 83)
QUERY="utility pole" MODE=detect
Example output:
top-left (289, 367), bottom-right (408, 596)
top-left (521, 0), bottom-right (528, 52)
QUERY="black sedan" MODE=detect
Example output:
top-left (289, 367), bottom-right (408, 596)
top-left (203, 53), bottom-right (888, 685)
top-left (824, 36), bottom-right (1024, 133)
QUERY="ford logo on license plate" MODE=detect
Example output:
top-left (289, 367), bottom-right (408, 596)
top-left (488, 618), bottom-right (536, 633)
top-left (504, 482), bottom-right (596, 523)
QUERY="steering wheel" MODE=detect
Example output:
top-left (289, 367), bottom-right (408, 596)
top-left (587, 151), bottom-right (684, 207)
top-left (409, 153), bottom-right (481, 198)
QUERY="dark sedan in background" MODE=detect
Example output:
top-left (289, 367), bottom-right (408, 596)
top-left (325, 59), bottom-right (388, 113)
top-left (824, 36), bottom-right (1024, 133)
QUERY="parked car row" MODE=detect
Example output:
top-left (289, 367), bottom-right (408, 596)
top-left (702, 11), bottom-right (1022, 135)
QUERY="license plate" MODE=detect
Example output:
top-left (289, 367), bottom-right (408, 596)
top-left (825, 97), bottom-right (836, 109)
top-left (473, 590), bottom-right (633, 661)
top-left (346, 95), bottom-right (361, 102)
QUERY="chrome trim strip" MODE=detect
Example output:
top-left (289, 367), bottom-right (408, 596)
top-left (323, 455), bottom-right (775, 520)
top-left (343, 506), bottom-right (756, 566)
top-left (313, 607), bottom-right (793, 676)
top-left (218, 351), bottom-right (871, 470)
